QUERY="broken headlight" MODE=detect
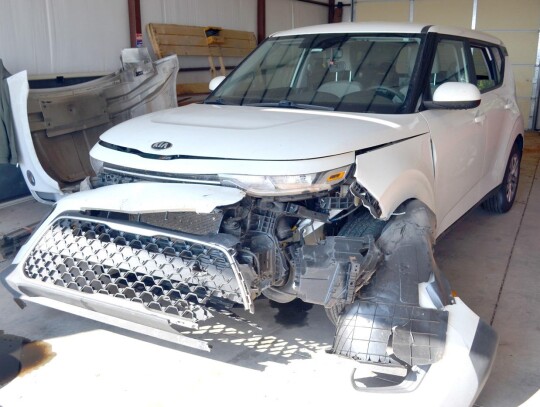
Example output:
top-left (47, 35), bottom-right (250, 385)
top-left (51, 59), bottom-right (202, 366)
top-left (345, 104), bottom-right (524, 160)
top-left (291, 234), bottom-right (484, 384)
top-left (218, 165), bottom-right (351, 196)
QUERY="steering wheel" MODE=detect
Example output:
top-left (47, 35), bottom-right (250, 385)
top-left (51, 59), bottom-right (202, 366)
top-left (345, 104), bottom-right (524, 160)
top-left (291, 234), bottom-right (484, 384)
top-left (367, 86), bottom-right (405, 102)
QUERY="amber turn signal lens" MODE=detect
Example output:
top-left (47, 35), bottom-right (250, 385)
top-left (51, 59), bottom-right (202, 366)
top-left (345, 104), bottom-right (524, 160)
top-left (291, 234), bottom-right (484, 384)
top-left (327, 171), bottom-right (345, 182)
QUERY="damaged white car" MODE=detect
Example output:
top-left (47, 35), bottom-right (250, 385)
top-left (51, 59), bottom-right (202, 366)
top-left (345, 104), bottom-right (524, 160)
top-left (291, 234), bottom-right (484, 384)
top-left (2, 22), bottom-right (524, 406)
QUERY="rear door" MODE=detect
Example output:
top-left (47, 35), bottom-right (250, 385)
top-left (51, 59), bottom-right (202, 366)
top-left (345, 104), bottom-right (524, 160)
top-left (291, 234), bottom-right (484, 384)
top-left (469, 43), bottom-right (520, 188)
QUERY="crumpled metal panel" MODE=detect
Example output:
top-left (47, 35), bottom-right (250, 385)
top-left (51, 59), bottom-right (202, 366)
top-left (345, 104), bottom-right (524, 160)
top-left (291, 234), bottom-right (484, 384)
top-left (23, 216), bottom-right (245, 324)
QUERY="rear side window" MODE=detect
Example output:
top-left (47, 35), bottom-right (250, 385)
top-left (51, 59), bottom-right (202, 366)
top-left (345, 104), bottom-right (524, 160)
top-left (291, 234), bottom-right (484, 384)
top-left (470, 45), bottom-right (502, 92)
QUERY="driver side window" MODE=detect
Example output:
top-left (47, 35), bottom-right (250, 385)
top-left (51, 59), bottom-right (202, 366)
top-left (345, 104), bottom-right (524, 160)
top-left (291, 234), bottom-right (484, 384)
top-left (429, 39), bottom-right (470, 97)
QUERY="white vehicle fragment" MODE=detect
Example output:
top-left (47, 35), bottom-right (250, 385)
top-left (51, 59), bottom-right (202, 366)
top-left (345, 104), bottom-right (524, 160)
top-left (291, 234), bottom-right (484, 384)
top-left (8, 50), bottom-right (179, 203)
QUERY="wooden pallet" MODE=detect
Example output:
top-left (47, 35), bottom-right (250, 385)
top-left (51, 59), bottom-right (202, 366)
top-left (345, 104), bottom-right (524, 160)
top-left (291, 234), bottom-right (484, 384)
top-left (147, 23), bottom-right (257, 104)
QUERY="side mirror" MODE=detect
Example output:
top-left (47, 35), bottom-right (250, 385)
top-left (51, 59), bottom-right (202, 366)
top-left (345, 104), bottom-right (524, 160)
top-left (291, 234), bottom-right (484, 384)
top-left (424, 82), bottom-right (481, 110)
top-left (209, 76), bottom-right (226, 92)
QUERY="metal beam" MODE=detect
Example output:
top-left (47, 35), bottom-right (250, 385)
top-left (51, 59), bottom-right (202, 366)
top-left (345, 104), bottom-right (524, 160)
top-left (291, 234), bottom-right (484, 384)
top-left (328, 0), bottom-right (335, 23)
top-left (128, 0), bottom-right (142, 48)
top-left (257, 0), bottom-right (266, 44)
top-left (297, 0), bottom-right (330, 7)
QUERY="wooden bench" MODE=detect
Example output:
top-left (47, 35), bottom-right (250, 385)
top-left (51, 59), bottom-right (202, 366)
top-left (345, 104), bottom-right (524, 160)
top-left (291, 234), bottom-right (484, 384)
top-left (147, 23), bottom-right (257, 104)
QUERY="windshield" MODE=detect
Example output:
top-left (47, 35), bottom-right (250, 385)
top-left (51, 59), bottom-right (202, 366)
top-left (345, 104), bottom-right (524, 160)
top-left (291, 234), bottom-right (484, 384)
top-left (205, 33), bottom-right (422, 114)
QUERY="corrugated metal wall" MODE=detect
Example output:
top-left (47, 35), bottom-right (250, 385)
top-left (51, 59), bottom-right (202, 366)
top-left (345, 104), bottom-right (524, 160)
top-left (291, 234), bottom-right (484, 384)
top-left (0, 0), bottom-right (329, 77)
top-left (0, 0), bottom-right (329, 202)
top-left (266, 0), bottom-right (327, 36)
top-left (0, 0), bottom-right (130, 76)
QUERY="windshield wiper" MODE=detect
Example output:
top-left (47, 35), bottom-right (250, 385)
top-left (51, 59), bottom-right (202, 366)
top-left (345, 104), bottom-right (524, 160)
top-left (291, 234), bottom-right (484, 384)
top-left (204, 97), bottom-right (228, 105)
top-left (245, 100), bottom-right (335, 111)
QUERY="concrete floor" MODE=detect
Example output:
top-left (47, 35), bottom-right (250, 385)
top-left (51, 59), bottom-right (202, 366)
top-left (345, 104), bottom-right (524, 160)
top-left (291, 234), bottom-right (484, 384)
top-left (0, 134), bottom-right (539, 407)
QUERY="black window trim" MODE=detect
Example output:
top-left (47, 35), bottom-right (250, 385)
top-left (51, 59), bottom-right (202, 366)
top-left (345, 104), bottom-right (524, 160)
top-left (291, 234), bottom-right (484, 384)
top-left (418, 33), bottom-right (506, 109)
top-left (469, 40), bottom-right (506, 93)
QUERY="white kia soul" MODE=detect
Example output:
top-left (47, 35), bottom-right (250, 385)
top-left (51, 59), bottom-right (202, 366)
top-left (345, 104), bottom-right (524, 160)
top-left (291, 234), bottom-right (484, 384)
top-left (4, 22), bottom-right (524, 406)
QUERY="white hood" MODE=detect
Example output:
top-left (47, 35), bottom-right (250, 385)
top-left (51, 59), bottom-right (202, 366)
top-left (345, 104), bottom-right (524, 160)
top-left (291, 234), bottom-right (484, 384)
top-left (98, 104), bottom-right (429, 161)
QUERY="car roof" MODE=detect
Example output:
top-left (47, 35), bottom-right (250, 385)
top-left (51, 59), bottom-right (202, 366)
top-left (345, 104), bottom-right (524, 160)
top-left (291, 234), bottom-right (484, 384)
top-left (270, 22), bottom-right (503, 46)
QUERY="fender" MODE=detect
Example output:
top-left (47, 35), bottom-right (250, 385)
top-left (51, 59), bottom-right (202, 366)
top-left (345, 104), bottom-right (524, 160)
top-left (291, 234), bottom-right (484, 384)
top-left (354, 132), bottom-right (436, 220)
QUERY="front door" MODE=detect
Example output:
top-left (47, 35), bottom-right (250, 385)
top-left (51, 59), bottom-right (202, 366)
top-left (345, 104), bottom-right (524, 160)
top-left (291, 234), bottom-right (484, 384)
top-left (420, 37), bottom-right (486, 234)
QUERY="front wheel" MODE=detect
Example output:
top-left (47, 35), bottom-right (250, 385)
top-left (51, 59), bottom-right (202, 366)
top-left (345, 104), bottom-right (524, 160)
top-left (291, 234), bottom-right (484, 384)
top-left (482, 143), bottom-right (521, 213)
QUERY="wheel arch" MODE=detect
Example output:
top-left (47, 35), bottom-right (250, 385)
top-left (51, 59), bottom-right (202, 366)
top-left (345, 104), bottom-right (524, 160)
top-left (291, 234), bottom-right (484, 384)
top-left (515, 132), bottom-right (524, 153)
top-left (354, 133), bottom-right (436, 221)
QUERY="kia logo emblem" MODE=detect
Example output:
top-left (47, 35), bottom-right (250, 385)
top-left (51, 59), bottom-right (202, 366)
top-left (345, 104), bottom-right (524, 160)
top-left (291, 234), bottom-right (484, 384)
top-left (151, 141), bottom-right (172, 150)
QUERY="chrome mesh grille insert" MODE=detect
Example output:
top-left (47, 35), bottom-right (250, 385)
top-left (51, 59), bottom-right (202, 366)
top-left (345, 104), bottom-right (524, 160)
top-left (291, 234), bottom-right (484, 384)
top-left (23, 217), bottom-right (244, 324)
top-left (133, 211), bottom-right (224, 235)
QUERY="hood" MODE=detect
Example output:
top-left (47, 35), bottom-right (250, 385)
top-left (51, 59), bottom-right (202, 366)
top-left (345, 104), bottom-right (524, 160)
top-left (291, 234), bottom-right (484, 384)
top-left (98, 104), bottom-right (429, 161)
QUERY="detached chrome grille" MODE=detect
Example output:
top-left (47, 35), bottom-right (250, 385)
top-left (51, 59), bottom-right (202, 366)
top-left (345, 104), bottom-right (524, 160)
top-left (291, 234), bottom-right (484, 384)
top-left (23, 217), bottom-right (245, 324)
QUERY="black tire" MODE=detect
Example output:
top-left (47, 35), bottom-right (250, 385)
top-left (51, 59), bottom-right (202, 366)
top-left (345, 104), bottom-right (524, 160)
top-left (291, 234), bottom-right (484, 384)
top-left (325, 210), bottom-right (386, 325)
top-left (338, 210), bottom-right (386, 238)
top-left (482, 143), bottom-right (521, 214)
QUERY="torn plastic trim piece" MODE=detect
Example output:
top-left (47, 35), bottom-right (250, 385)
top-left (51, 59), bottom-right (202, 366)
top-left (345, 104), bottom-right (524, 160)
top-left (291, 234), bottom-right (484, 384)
top-left (328, 201), bottom-right (496, 403)
top-left (350, 181), bottom-right (383, 218)
top-left (11, 276), bottom-right (212, 351)
top-left (343, 298), bottom-right (497, 405)
top-left (330, 200), bottom-right (454, 367)
top-left (334, 301), bottom-right (448, 366)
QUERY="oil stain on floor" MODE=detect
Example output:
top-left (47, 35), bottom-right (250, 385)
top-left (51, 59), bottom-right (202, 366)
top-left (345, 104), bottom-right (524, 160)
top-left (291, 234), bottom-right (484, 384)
top-left (0, 331), bottom-right (56, 389)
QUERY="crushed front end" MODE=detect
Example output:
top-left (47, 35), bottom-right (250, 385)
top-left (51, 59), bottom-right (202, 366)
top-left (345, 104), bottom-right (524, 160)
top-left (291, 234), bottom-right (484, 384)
top-left (2, 175), bottom-right (383, 351)
top-left (2, 177), bottom-right (497, 406)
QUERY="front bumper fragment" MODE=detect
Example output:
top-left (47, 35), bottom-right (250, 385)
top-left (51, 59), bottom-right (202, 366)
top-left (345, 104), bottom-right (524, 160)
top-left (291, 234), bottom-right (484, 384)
top-left (332, 297), bottom-right (498, 407)
top-left (328, 201), bottom-right (498, 405)
top-left (3, 183), bottom-right (256, 351)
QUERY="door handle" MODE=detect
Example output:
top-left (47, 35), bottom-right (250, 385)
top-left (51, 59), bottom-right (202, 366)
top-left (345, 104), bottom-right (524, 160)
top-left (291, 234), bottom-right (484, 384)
top-left (474, 114), bottom-right (486, 124)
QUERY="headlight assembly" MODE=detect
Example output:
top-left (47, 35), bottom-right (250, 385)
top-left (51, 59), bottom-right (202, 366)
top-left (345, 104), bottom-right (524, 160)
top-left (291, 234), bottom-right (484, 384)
top-left (218, 165), bottom-right (351, 196)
